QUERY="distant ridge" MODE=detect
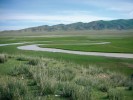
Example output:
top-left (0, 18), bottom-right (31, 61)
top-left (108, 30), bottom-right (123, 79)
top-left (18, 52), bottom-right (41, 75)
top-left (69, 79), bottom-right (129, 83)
top-left (1, 19), bottom-right (133, 33)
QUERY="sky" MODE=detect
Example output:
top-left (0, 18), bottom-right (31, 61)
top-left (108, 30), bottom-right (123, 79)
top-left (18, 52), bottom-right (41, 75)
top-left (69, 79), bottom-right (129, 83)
top-left (0, 0), bottom-right (133, 31)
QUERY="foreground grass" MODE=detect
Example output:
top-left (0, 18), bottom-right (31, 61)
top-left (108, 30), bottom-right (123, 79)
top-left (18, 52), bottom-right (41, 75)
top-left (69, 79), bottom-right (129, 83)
top-left (0, 54), bottom-right (133, 100)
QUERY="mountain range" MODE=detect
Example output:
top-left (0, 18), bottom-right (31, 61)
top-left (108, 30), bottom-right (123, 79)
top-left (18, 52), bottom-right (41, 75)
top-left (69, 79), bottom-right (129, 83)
top-left (1, 19), bottom-right (133, 33)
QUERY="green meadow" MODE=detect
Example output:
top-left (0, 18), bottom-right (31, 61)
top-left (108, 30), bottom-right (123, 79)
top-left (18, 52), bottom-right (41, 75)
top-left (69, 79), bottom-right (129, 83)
top-left (0, 30), bottom-right (133, 100)
top-left (40, 37), bottom-right (133, 53)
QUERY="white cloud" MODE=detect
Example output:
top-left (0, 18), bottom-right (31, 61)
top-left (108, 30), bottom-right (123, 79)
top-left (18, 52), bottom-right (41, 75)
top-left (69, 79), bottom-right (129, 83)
top-left (129, 11), bottom-right (133, 17)
top-left (85, 0), bottom-right (133, 11)
top-left (109, 2), bottom-right (133, 12)
top-left (82, 0), bottom-right (133, 18)
top-left (0, 26), bottom-right (29, 31)
top-left (0, 11), bottom-right (113, 31)
top-left (0, 12), bottom-right (112, 24)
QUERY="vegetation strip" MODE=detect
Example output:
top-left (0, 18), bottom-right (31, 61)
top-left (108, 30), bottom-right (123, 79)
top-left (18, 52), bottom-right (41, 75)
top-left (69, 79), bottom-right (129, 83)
top-left (0, 42), bottom-right (32, 46)
top-left (0, 54), bottom-right (133, 100)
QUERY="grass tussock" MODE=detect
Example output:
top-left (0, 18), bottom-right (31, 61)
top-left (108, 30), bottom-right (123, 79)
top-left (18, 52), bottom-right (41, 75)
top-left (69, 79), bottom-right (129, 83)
top-left (128, 82), bottom-right (133, 90)
top-left (16, 55), bottom-right (29, 61)
top-left (9, 65), bottom-right (32, 78)
top-left (127, 79), bottom-right (133, 90)
top-left (0, 77), bottom-right (28, 100)
top-left (107, 88), bottom-right (124, 100)
top-left (0, 54), bottom-right (8, 63)
top-left (28, 58), bottom-right (40, 66)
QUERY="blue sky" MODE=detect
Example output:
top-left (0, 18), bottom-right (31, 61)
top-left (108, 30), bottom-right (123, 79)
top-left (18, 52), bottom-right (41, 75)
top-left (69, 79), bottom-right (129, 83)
top-left (0, 0), bottom-right (133, 31)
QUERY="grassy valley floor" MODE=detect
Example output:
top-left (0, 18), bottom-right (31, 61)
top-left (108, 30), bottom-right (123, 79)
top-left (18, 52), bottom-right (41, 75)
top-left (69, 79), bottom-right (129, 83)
top-left (0, 30), bottom-right (133, 99)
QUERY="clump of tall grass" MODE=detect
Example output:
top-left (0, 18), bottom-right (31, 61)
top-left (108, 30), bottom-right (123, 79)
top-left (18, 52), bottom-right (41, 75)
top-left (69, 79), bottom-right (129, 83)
top-left (27, 61), bottom-right (92, 99)
top-left (16, 56), bottom-right (28, 61)
top-left (107, 88), bottom-right (124, 100)
top-left (110, 73), bottom-right (127, 87)
top-left (75, 77), bottom-right (93, 86)
top-left (86, 66), bottom-right (104, 75)
top-left (72, 86), bottom-right (92, 100)
top-left (9, 65), bottom-right (32, 78)
top-left (58, 82), bottom-right (76, 98)
top-left (14, 54), bottom-right (33, 61)
top-left (0, 78), bottom-right (28, 100)
top-left (75, 76), bottom-right (111, 92)
top-left (55, 82), bottom-right (92, 100)
top-left (98, 80), bottom-right (111, 92)
top-left (0, 54), bottom-right (8, 63)
top-left (57, 67), bottom-right (76, 81)
top-left (128, 83), bottom-right (133, 91)
top-left (28, 58), bottom-right (40, 66)
top-left (126, 80), bottom-right (133, 90)
top-left (40, 79), bottom-right (57, 95)
top-left (30, 62), bottom-right (76, 82)
top-left (126, 74), bottom-right (133, 90)
top-left (27, 80), bottom-right (37, 86)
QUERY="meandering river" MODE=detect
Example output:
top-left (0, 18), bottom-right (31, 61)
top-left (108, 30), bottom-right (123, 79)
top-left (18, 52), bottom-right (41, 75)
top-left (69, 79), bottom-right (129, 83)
top-left (17, 44), bottom-right (133, 59)
top-left (0, 42), bottom-right (133, 58)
